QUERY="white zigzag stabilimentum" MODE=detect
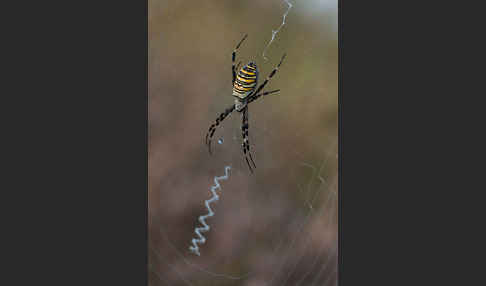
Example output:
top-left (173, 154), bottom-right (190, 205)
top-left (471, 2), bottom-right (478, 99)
top-left (189, 166), bottom-right (231, 256)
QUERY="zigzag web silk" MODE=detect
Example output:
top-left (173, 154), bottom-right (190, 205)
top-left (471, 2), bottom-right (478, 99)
top-left (262, 0), bottom-right (293, 61)
top-left (189, 165), bottom-right (231, 256)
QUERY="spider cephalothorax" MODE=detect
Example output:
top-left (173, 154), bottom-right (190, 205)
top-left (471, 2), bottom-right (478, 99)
top-left (205, 34), bottom-right (286, 173)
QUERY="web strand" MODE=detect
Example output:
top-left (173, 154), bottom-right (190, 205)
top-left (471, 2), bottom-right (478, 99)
top-left (262, 0), bottom-right (293, 61)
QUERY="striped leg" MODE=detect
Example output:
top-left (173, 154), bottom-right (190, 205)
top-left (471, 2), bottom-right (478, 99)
top-left (232, 34), bottom-right (248, 84)
top-left (241, 106), bottom-right (256, 173)
top-left (247, 89), bottom-right (280, 104)
top-left (235, 61), bottom-right (242, 76)
top-left (206, 104), bottom-right (236, 154)
top-left (251, 53), bottom-right (286, 96)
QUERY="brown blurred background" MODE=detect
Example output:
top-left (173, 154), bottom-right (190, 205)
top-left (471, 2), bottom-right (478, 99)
top-left (149, 0), bottom-right (337, 285)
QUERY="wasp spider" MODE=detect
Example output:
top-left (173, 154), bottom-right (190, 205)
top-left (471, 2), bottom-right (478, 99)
top-left (205, 34), bottom-right (286, 173)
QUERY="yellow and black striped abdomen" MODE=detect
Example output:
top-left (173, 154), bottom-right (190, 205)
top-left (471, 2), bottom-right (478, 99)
top-left (233, 62), bottom-right (258, 99)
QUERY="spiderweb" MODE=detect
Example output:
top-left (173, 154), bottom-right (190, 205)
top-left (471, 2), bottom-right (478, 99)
top-left (149, 0), bottom-right (338, 285)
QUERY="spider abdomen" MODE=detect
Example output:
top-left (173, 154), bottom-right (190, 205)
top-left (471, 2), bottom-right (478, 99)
top-left (233, 62), bottom-right (258, 99)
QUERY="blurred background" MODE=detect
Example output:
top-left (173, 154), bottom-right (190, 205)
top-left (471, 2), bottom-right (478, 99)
top-left (149, 0), bottom-right (338, 285)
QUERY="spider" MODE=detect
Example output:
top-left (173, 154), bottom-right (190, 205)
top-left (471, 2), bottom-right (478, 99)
top-left (205, 34), bottom-right (286, 173)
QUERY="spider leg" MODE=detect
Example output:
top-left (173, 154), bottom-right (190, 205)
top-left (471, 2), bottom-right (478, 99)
top-left (235, 61), bottom-right (242, 74)
top-left (241, 107), bottom-right (256, 173)
top-left (250, 53), bottom-right (286, 97)
top-left (247, 89), bottom-right (280, 104)
top-left (206, 104), bottom-right (235, 154)
top-left (232, 34), bottom-right (248, 84)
